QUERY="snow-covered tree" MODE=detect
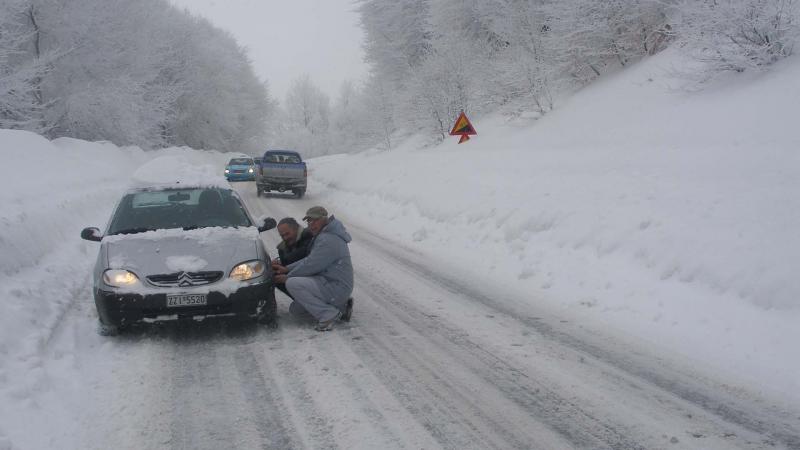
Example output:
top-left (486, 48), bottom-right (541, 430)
top-left (353, 0), bottom-right (679, 143)
top-left (1, 0), bottom-right (274, 151)
top-left (677, 0), bottom-right (799, 79)
top-left (285, 75), bottom-right (330, 137)
top-left (358, 0), bottom-right (432, 88)
top-left (360, 77), bottom-right (397, 150)
top-left (165, 14), bottom-right (271, 152)
top-left (540, 0), bottom-right (672, 83)
top-left (0, 0), bottom-right (51, 132)
top-left (270, 75), bottom-right (333, 157)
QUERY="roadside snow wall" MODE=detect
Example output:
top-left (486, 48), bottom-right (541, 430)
top-left (0, 130), bottom-right (230, 423)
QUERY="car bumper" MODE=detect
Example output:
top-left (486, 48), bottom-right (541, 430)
top-left (257, 178), bottom-right (307, 190)
top-left (95, 281), bottom-right (273, 327)
top-left (226, 173), bottom-right (255, 181)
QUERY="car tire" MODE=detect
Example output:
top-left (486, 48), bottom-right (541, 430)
top-left (256, 186), bottom-right (262, 197)
top-left (256, 291), bottom-right (277, 326)
top-left (295, 189), bottom-right (305, 199)
top-left (97, 320), bottom-right (121, 336)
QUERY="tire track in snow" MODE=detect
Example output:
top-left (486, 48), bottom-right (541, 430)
top-left (351, 225), bottom-right (800, 449)
top-left (153, 323), bottom-right (289, 450)
top-left (310, 329), bottom-right (484, 450)
top-left (166, 335), bottom-right (242, 449)
top-left (249, 333), bottom-right (345, 450)
top-left (239, 184), bottom-right (652, 448)
top-left (353, 268), bottom-right (643, 450)
top-left (232, 343), bottom-right (301, 449)
top-left (238, 183), bottom-right (799, 449)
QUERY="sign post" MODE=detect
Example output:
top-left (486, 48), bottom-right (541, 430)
top-left (449, 111), bottom-right (477, 144)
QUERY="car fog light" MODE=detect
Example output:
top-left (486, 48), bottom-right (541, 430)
top-left (230, 261), bottom-right (265, 281)
top-left (103, 269), bottom-right (139, 287)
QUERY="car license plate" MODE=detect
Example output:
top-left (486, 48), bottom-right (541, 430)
top-left (166, 293), bottom-right (207, 307)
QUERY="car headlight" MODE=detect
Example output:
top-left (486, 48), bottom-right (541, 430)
top-left (248, 168), bottom-right (254, 173)
top-left (224, 169), bottom-right (230, 173)
top-left (229, 260), bottom-right (266, 281)
top-left (103, 269), bottom-right (140, 287)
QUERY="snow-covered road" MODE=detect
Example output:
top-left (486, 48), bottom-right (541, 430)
top-left (8, 182), bottom-right (799, 450)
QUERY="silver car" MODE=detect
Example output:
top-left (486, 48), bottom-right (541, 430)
top-left (81, 184), bottom-right (277, 335)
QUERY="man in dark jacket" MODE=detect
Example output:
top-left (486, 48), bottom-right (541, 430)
top-left (273, 206), bottom-right (354, 331)
top-left (272, 217), bottom-right (313, 298)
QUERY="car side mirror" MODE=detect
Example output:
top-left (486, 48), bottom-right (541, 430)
top-left (81, 227), bottom-right (103, 242)
top-left (258, 217), bottom-right (277, 232)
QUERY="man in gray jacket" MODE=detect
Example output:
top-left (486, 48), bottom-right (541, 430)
top-left (273, 206), bottom-right (354, 331)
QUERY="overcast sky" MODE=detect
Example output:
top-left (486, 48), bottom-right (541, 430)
top-left (169, 0), bottom-right (368, 103)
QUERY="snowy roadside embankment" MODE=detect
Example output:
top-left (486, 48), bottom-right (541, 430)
top-left (0, 130), bottom-right (230, 445)
top-left (307, 50), bottom-right (800, 401)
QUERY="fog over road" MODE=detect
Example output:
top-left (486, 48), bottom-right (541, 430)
top-left (31, 183), bottom-right (800, 450)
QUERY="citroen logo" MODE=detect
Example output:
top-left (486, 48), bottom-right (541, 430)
top-left (177, 272), bottom-right (194, 287)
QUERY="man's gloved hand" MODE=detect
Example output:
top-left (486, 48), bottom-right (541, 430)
top-left (272, 262), bottom-right (288, 274)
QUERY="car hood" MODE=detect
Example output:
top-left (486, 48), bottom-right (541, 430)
top-left (103, 227), bottom-right (260, 277)
top-left (227, 164), bottom-right (254, 170)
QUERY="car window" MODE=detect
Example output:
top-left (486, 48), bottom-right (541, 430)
top-left (265, 153), bottom-right (300, 164)
top-left (228, 158), bottom-right (253, 165)
top-left (108, 188), bottom-right (252, 234)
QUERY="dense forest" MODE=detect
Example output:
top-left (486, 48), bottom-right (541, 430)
top-left (0, 0), bottom-right (272, 153)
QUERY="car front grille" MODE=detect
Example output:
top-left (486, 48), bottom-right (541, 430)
top-left (146, 271), bottom-right (223, 287)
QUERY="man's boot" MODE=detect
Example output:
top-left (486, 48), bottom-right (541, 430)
top-left (341, 297), bottom-right (353, 322)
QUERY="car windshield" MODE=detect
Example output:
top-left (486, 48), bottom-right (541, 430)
top-left (107, 187), bottom-right (252, 235)
top-left (228, 158), bottom-right (253, 165)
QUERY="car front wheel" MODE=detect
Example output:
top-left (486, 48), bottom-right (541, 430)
top-left (256, 291), bottom-right (277, 326)
top-left (97, 320), bottom-right (121, 336)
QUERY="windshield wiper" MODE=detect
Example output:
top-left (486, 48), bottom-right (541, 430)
top-left (111, 227), bottom-right (154, 235)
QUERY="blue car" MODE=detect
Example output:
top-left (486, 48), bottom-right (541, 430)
top-left (225, 157), bottom-right (256, 181)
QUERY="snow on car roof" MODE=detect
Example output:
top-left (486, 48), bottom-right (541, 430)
top-left (130, 155), bottom-right (230, 190)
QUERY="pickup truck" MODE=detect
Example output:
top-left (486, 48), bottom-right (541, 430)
top-left (256, 150), bottom-right (307, 198)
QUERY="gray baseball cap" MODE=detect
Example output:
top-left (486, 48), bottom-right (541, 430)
top-left (303, 206), bottom-right (329, 221)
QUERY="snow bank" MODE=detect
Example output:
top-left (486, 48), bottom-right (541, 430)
top-left (131, 154), bottom-right (230, 188)
top-left (307, 49), bottom-right (800, 399)
top-left (0, 131), bottom-right (232, 443)
top-left (0, 132), bottom-right (144, 277)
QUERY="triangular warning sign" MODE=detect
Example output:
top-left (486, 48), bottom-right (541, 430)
top-left (450, 111), bottom-right (477, 136)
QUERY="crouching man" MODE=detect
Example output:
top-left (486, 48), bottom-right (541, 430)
top-left (273, 206), bottom-right (354, 331)
top-left (272, 217), bottom-right (314, 298)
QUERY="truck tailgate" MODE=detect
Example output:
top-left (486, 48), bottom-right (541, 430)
top-left (260, 163), bottom-right (304, 180)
